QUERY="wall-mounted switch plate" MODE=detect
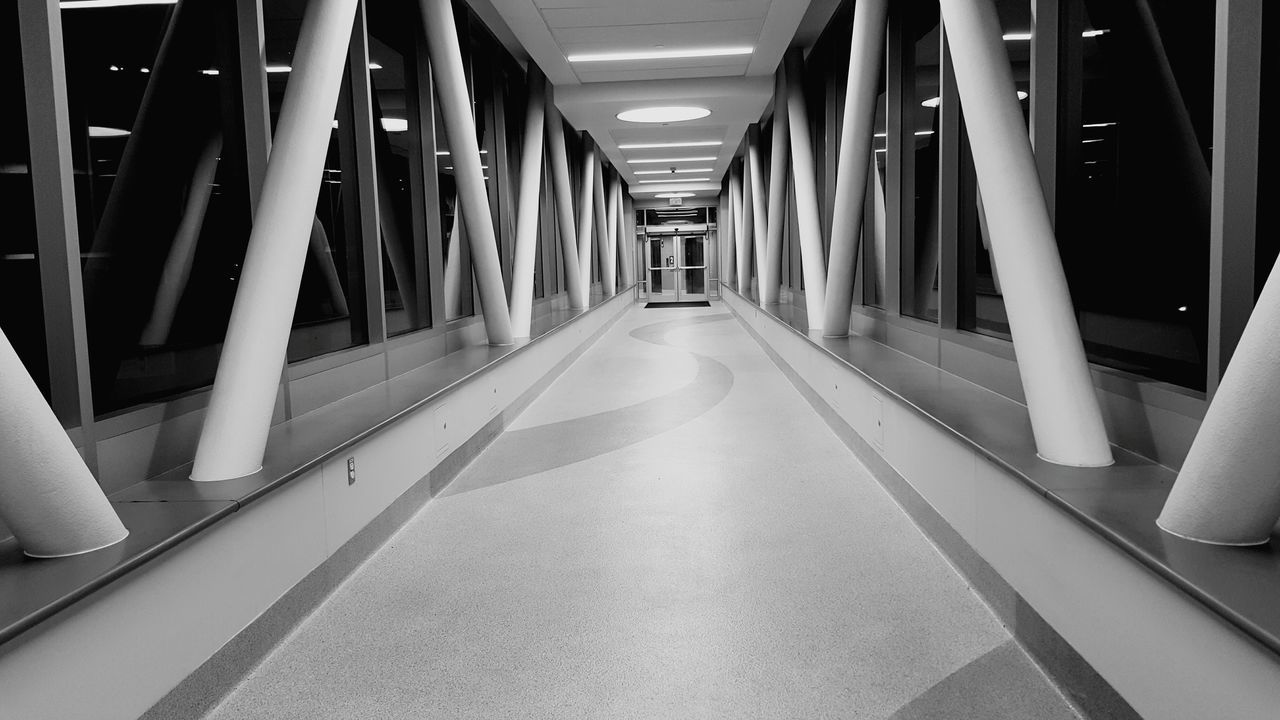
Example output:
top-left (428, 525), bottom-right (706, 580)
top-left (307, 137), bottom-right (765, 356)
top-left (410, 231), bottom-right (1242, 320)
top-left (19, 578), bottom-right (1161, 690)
top-left (870, 394), bottom-right (885, 451)
top-left (346, 457), bottom-right (356, 485)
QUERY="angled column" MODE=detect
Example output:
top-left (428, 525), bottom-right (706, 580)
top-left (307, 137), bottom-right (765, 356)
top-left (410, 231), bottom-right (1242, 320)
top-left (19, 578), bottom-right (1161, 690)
top-left (594, 155), bottom-right (615, 297)
top-left (191, 0), bottom-right (359, 481)
top-left (762, 68), bottom-right (790, 305)
top-left (576, 140), bottom-right (597, 298)
top-left (444, 202), bottom-right (465, 319)
top-left (420, 0), bottom-right (512, 344)
top-left (747, 129), bottom-right (769, 297)
top-left (509, 69), bottom-right (546, 338)
top-left (620, 189), bottom-right (636, 287)
top-left (784, 49), bottom-right (827, 330)
top-left (823, 0), bottom-right (888, 336)
top-left (726, 170), bottom-right (739, 288)
top-left (140, 131), bottom-right (223, 347)
top-left (1158, 266), bottom-right (1280, 545)
top-left (544, 95), bottom-right (586, 308)
top-left (939, 0), bottom-right (1111, 467)
top-left (605, 172), bottom-right (620, 295)
top-left (0, 330), bottom-right (128, 557)
top-left (736, 160), bottom-right (754, 296)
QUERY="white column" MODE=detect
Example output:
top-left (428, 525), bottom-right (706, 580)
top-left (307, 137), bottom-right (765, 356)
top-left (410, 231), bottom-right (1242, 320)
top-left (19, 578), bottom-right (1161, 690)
top-left (784, 49), bottom-right (827, 330)
top-left (444, 202), bottom-right (464, 319)
top-left (1158, 260), bottom-right (1280, 545)
top-left (737, 160), bottom-right (755, 296)
top-left (419, 0), bottom-right (512, 345)
top-left (576, 141), bottom-right (596, 298)
top-left (544, 96), bottom-right (586, 308)
top-left (621, 190), bottom-right (636, 286)
top-left (140, 132), bottom-right (223, 347)
top-left (0, 330), bottom-right (127, 557)
top-left (939, 0), bottom-right (1112, 467)
top-left (727, 170), bottom-right (740, 289)
top-left (594, 155), bottom-right (615, 297)
top-left (823, 0), bottom-right (888, 336)
top-left (747, 134), bottom-right (768, 297)
top-left (191, 0), bottom-right (359, 481)
top-left (509, 70), bottom-right (546, 338)
top-left (605, 172), bottom-right (620, 295)
top-left (763, 68), bottom-right (790, 305)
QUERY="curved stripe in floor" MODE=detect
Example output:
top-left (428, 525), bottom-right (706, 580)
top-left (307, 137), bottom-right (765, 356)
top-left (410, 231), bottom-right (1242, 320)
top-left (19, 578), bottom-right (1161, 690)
top-left (888, 640), bottom-right (1078, 719)
top-left (441, 313), bottom-right (735, 497)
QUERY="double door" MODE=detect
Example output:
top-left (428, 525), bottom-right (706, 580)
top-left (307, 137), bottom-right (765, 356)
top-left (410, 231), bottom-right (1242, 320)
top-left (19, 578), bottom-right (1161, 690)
top-left (646, 234), bottom-right (706, 302)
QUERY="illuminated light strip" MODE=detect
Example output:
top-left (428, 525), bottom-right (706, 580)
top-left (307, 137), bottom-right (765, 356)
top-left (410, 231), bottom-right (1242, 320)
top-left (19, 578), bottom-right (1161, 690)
top-left (568, 46), bottom-right (752, 63)
top-left (633, 168), bottom-right (713, 175)
top-left (638, 178), bottom-right (709, 184)
top-left (627, 156), bottom-right (717, 164)
top-left (617, 140), bottom-right (722, 149)
top-left (1002, 32), bottom-right (1033, 41)
top-left (1083, 122), bottom-right (1116, 128)
top-left (61, 0), bottom-right (176, 8)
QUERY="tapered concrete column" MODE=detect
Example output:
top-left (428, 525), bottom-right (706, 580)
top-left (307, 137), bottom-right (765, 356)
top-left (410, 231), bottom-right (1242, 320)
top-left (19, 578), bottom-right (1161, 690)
top-left (594, 157), bottom-right (615, 297)
top-left (307, 217), bottom-right (351, 317)
top-left (509, 70), bottom-right (546, 338)
top-left (192, 0), bottom-right (358, 480)
top-left (872, 156), bottom-right (888, 299)
top-left (730, 164), bottom-right (749, 294)
top-left (576, 141), bottom-right (596, 297)
top-left (939, 0), bottom-right (1111, 467)
top-left (605, 172), bottom-right (620, 295)
top-left (621, 190), bottom-right (636, 286)
top-left (419, 0), bottom-right (512, 345)
top-left (747, 134), bottom-right (768, 296)
top-left (739, 160), bottom-right (756, 296)
top-left (727, 169), bottom-right (741, 288)
top-left (763, 69), bottom-right (790, 305)
top-left (0, 331), bottom-right (128, 557)
top-left (444, 202), bottom-right (464, 319)
top-left (544, 97), bottom-right (586, 308)
top-left (140, 132), bottom-right (223, 347)
top-left (823, 0), bottom-right (888, 336)
top-left (1158, 264), bottom-right (1280, 544)
top-left (784, 50), bottom-right (827, 330)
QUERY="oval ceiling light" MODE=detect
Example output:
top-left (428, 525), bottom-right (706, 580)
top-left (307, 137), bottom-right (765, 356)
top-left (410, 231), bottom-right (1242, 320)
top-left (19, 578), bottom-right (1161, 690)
top-left (655, 192), bottom-right (697, 198)
top-left (617, 106), bottom-right (710, 124)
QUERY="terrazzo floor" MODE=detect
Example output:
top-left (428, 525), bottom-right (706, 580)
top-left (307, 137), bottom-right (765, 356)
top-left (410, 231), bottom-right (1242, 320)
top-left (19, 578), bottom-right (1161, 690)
top-left (203, 303), bottom-right (1080, 719)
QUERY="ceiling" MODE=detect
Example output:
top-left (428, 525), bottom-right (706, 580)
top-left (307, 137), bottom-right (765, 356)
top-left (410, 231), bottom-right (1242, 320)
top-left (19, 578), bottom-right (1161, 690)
top-left (479, 0), bottom-right (841, 202)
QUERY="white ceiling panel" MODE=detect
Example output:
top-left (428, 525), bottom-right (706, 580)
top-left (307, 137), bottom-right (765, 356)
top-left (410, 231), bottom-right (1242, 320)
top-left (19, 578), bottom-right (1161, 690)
top-left (477, 0), bottom-right (813, 197)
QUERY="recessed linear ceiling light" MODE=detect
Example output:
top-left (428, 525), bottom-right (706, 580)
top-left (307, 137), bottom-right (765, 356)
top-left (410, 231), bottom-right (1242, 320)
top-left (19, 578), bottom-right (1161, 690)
top-left (1083, 122), bottom-right (1117, 128)
top-left (435, 150), bottom-right (488, 156)
top-left (61, 0), bottom-right (175, 8)
top-left (922, 90), bottom-right (1024, 107)
top-left (617, 140), bottom-right (722, 150)
top-left (1002, 32), bottom-right (1033, 41)
top-left (628, 156), bottom-right (717, 164)
top-left (655, 192), bottom-right (697, 198)
top-left (333, 118), bottom-right (407, 132)
top-left (638, 178), bottom-right (709, 184)
top-left (633, 168), bottom-right (714, 175)
top-left (268, 63), bottom-right (380, 73)
top-left (617, 106), bottom-right (710, 124)
top-left (568, 47), bottom-right (752, 63)
top-left (89, 126), bottom-right (130, 138)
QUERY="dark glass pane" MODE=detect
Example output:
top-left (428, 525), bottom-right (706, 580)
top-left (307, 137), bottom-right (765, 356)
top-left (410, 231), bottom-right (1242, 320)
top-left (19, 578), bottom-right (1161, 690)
top-left (1, 3), bottom-right (48, 398)
top-left (905, 4), bottom-right (942, 321)
top-left (957, 0), bottom-right (1031, 340)
top-left (646, 207), bottom-right (707, 225)
top-left (684, 270), bottom-right (705, 295)
top-left (866, 77), bottom-right (888, 308)
top-left (1256, 4), bottom-right (1279, 299)
top-left (266, 0), bottom-right (368, 362)
top-left (63, 0), bottom-right (253, 414)
top-left (1058, 0), bottom-right (1213, 389)
top-left (368, 1), bottom-right (432, 337)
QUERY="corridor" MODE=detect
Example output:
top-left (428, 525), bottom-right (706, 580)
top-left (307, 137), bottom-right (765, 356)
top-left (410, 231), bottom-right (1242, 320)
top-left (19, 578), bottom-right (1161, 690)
top-left (203, 304), bottom-right (1078, 719)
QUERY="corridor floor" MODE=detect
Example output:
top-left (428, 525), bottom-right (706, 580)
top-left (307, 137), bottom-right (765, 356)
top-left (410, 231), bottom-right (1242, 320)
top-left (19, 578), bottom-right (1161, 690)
top-left (204, 304), bottom-right (1080, 719)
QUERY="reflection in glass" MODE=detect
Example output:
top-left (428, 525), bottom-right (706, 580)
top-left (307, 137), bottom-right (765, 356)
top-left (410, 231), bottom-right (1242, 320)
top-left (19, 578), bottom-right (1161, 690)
top-left (1058, 0), bottom-right (1213, 388)
top-left (64, 0), bottom-right (252, 413)
top-left (958, 0), bottom-right (1030, 338)
top-left (1, 3), bottom-right (49, 398)
top-left (266, 0), bottom-right (368, 362)
top-left (368, 2), bottom-right (431, 337)
top-left (1258, 4), bottom-right (1279, 299)
top-left (906, 6), bottom-right (942, 321)
top-left (866, 82), bottom-right (888, 308)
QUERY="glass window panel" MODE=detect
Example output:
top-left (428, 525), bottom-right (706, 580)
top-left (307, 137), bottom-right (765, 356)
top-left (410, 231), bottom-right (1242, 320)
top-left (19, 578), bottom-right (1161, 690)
top-left (1255, 4), bottom-right (1278, 299)
top-left (2, 4), bottom-right (48, 398)
top-left (63, 0), bottom-right (253, 414)
top-left (1058, 0), bottom-right (1214, 389)
top-left (866, 77), bottom-right (889, 308)
top-left (266, 0), bottom-right (369, 362)
top-left (368, 2), bottom-right (432, 337)
top-left (957, 0), bottom-right (1030, 339)
top-left (905, 5), bottom-right (942, 321)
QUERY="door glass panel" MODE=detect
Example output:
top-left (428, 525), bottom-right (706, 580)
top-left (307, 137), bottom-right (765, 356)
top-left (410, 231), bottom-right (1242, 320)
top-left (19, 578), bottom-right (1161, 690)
top-left (682, 236), bottom-right (705, 267)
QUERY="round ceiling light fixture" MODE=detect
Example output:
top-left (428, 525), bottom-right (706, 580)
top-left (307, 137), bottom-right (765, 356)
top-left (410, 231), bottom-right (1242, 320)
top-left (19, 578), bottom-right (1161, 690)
top-left (616, 106), bottom-right (711, 124)
top-left (654, 192), bottom-right (697, 198)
